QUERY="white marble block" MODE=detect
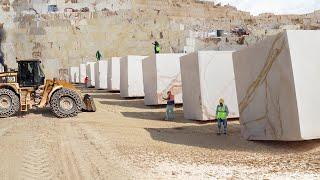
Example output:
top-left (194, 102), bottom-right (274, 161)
top-left (94, 60), bottom-right (108, 89)
top-left (233, 30), bottom-right (320, 141)
top-left (69, 67), bottom-right (80, 83)
top-left (107, 57), bottom-right (121, 91)
top-left (120, 55), bottom-right (147, 97)
top-left (180, 51), bottom-right (239, 121)
top-left (86, 62), bottom-right (96, 87)
top-left (79, 63), bottom-right (87, 83)
top-left (143, 54), bottom-right (185, 105)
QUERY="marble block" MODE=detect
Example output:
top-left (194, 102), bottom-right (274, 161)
top-left (107, 57), bottom-right (121, 91)
top-left (180, 51), bottom-right (239, 121)
top-left (120, 55), bottom-right (147, 97)
top-left (79, 63), bottom-right (87, 83)
top-left (143, 54), bottom-right (185, 105)
top-left (233, 30), bottom-right (320, 141)
top-left (69, 67), bottom-right (80, 83)
top-left (94, 60), bottom-right (108, 89)
top-left (86, 62), bottom-right (96, 87)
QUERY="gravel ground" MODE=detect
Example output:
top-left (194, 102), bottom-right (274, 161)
top-left (0, 88), bottom-right (319, 179)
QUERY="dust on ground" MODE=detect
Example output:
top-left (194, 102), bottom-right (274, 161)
top-left (0, 88), bottom-right (319, 179)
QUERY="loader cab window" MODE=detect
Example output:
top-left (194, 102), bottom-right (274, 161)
top-left (18, 61), bottom-right (45, 87)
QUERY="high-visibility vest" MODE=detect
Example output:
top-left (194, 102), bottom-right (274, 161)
top-left (217, 105), bottom-right (227, 119)
top-left (156, 45), bottom-right (160, 52)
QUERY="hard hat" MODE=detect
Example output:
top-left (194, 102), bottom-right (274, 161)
top-left (219, 98), bottom-right (224, 103)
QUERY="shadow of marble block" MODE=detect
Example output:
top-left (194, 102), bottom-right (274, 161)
top-left (94, 60), bottom-right (108, 89)
top-left (143, 53), bottom-right (185, 105)
top-left (69, 66), bottom-right (80, 83)
top-left (107, 57), bottom-right (121, 91)
top-left (180, 51), bottom-right (239, 121)
top-left (86, 62), bottom-right (96, 87)
top-left (120, 55), bottom-right (147, 97)
top-left (233, 30), bottom-right (320, 141)
top-left (79, 63), bottom-right (87, 84)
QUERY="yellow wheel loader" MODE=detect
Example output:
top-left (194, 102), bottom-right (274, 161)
top-left (0, 59), bottom-right (96, 118)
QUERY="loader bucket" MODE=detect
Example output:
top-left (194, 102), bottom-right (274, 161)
top-left (82, 94), bottom-right (96, 112)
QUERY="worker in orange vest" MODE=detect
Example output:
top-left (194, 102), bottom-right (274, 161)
top-left (163, 91), bottom-right (175, 120)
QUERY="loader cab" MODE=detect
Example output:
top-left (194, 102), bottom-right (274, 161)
top-left (17, 59), bottom-right (45, 87)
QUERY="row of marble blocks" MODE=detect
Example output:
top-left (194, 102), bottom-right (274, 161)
top-left (143, 54), bottom-right (185, 105)
top-left (233, 30), bottom-right (320, 141)
top-left (180, 51), bottom-right (239, 121)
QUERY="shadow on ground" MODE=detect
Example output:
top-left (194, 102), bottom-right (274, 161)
top-left (121, 110), bottom-right (191, 123)
top-left (145, 124), bottom-right (320, 153)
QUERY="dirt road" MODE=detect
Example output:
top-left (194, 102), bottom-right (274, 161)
top-left (0, 89), bottom-right (319, 179)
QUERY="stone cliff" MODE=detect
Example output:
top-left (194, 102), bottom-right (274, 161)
top-left (0, 0), bottom-right (319, 78)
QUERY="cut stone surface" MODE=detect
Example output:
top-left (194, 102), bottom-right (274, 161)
top-left (143, 54), bottom-right (185, 105)
top-left (120, 55), bottom-right (147, 97)
top-left (79, 63), bottom-right (87, 83)
top-left (86, 62), bottom-right (96, 87)
top-left (94, 60), bottom-right (108, 89)
top-left (107, 57), bottom-right (121, 91)
top-left (180, 51), bottom-right (239, 121)
top-left (69, 67), bottom-right (80, 83)
top-left (233, 30), bottom-right (320, 141)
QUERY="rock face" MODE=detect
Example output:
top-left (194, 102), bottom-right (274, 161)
top-left (120, 55), bottom-right (146, 97)
top-left (79, 63), bottom-right (87, 83)
top-left (233, 30), bottom-right (320, 141)
top-left (86, 62), bottom-right (96, 87)
top-left (69, 66), bottom-right (80, 83)
top-left (142, 54), bottom-right (185, 105)
top-left (107, 57), bottom-right (121, 91)
top-left (94, 60), bottom-right (108, 89)
top-left (180, 51), bottom-right (239, 121)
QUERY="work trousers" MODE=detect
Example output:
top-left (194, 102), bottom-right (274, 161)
top-left (165, 105), bottom-right (175, 120)
top-left (217, 118), bottom-right (227, 133)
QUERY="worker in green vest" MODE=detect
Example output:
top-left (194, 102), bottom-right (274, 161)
top-left (152, 41), bottom-right (160, 54)
top-left (216, 98), bottom-right (229, 135)
top-left (96, 50), bottom-right (102, 61)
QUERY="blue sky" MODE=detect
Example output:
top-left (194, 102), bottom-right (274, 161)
top-left (204, 0), bottom-right (320, 15)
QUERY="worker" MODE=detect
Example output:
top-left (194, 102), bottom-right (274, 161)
top-left (163, 91), bottom-right (175, 120)
top-left (216, 98), bottom-right (229, 135)
top-left (152, 41), bottom-right (161, 54)
top-left (96, 50), bottom-right (102, 61)
top-left (84, 76), bottom-right (89, 87)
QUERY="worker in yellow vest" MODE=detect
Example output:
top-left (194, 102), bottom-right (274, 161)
top-left (216, 98), bottom-right (229, 135)
top-left (152, 41), bottom-right (161, 54)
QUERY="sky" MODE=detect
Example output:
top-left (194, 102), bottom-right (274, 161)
top-left (205, 0), bottom-right (320, 15)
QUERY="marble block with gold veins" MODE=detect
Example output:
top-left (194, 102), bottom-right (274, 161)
top-left (142, 54), bottom-right (185, 105)
top-left (233, 30), bottom-right (320, 141)
top-left (180, 51), bottom-right (239, 121)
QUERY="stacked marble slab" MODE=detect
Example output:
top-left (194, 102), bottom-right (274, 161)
top-left (94, 60), bottom-right (108, 89)
top-left (180, 51), bottom-right (239, 121)
top-left (233, 30), bottom-right (320, 141)
top-left (120, 55), bottom-right (147, 97)
top-left (143, 54), bottom-right (185, 105)
top-left (86, 62), bottom-right (96, 87)
top-left (107, 57), bottom-right (121, 91)
top-left (69, 67), bottom-right (80, 83)
top-left (79, 63), bottom-right (87, 83)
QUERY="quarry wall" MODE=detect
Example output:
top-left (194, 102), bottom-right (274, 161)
top-left (0, 0), bottom-right (320, 78)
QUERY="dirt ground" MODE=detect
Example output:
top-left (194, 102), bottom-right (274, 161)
top-left (0, 88), bottom-right (319, 180)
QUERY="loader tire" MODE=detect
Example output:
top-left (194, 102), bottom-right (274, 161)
top-left (0, 89), bottom-right (20, 118)
top-left (50, 88), bottom-right (83, 118)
